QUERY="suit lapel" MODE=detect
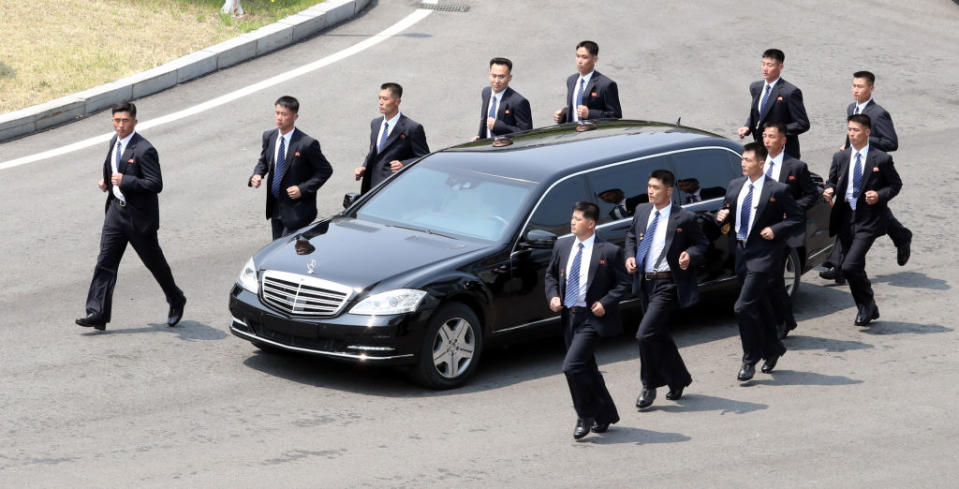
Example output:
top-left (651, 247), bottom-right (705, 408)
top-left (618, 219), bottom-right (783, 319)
top-left (634, 205), bottom-right (652, 243)
top-left (496, 88), bottom-right (511, 119)
top-left (557, 242), bottom-right (572, 299)
top-left (759, 80), bottom-right (782, 121)
top-left (750, 178), bottom-right (774, 240)
top-left (777, 158), bottom-right (791, 184)
top-left (379, 115), bottom-right (405, 153)
top-left (663, 211), bottom-right (680, 260)
top-left (118, 134), bottom-right (139, 173)
top-left (584, 72), bottom-right (601, 102)
top-left (585, 240), bottom-right (601, 291)
top-left (835, 149), bottom-right (852, 195)
top-left (860, 150), bottom-right (880, 190)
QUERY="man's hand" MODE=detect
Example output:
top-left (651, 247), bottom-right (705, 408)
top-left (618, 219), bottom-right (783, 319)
top-left (111, 172), bottom-right (123, 186)
top-left (865, 190), bottom-right (879, 205)
top-left (98, 178), bottom-right (107, 192)
top-left (760, 226), bottom-right (775, 240)
top-left (286, 186), bottom-right (302, 199)
top-left (353, 166), bottom-right (365, 181)
top-left (591, 301), bottom-right (606, 317)
top-left (389, 160), bottom-right (403, 172)
top-left (716, 208), bottom-right (730, 222)
top-left (822, 187), bottom-right (835, 205)
top-left (250, 174), bottom-right (262, 188)
top-left (737, 126), bottom-right (750, 139)
top-left (553, 108), bottom-right (565, 123)
top-left (549, 296), bottom-right (563, 312)
top-left (678, 251), bottom-right (691, 270)
top-left (625, 256), bottom-right (637, 274)
top-left (576, 105), bottom-right (589, 120)
top-left (486, 117), bottom-right (496, 130)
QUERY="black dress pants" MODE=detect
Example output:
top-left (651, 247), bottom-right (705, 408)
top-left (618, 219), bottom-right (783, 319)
top-left (768, 247), bottom-right (796, 327)
top-left (735, 253), bottom-right (786, 365)
top-left (636, 278), bottom-right (691, 390)
top-left (85, 200), bottom-right (183, 322)
top-left (563, 309), bottom-right (619, 424)
top-left (838, 209), bottom-right (878, 308)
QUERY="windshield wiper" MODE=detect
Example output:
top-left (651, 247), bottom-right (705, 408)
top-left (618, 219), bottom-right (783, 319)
top-left (389, 223), bottom-right (455, 240)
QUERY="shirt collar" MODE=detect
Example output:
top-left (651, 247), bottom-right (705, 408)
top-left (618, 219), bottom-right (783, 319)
top-left (652, 203), bottom-right (672, 220)
top-left (277, 126), bottom-right (295, 140)
top-left (766, 150), bottom-right (785, 166)
top-left (117, 130), bottom-right (136, 148)
top-left (852, 144), bottom-right (870, 159)
top-left (575, 233), bottom-right (596, 249)
top-left (765, 77), bottom-right (780, 89)
top-left (856, 98), bottom-right (873, 111)
top-left (383, 112), bottom-right (402, 128)
top-left (579, 71), bottom-right (594, 85)
top-left (491, 88), bottom-right (506, 101)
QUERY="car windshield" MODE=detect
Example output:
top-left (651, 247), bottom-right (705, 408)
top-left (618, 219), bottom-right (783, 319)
top-left (356, 165), bottom-right (535, 242)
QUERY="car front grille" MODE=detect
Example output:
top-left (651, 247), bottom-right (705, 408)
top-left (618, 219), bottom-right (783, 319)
top-left (260, 270), bottom-right (353, 317)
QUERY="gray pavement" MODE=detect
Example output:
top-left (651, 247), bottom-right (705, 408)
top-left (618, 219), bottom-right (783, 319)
top-left (2, 1), bottom-right (959, 487)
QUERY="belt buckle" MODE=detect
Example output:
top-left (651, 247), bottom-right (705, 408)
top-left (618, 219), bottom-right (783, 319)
top-left (644, 272), bottom-right (654, 280)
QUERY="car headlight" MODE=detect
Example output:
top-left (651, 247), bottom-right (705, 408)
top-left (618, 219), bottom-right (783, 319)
top-left (236, 258), bottom-right (259, 294)
top-left (349, 289), bottom-right (427, 315)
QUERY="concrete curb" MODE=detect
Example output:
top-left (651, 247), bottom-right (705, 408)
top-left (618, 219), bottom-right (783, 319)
top-left (0, 0), bottom-right (371, 142)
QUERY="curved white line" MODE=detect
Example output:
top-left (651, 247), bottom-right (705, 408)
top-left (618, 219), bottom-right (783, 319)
top-left (0, 8), bottom-right (432, 171)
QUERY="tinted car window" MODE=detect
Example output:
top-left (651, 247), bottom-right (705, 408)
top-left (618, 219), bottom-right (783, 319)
top-left (587, 156), bottom-right (671, 223)
top-left (527, 177), bottom-right (591, 235)
top-left (672, 149), bottom-right (738, 204)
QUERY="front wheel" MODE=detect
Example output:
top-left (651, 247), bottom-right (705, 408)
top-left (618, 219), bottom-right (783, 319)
top-left (411, 303), bottom-right (484, 389)
top-left (784, 248), bottom-right (801, 298)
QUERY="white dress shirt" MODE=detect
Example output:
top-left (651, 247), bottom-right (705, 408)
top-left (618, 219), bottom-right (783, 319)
top-left (845, 144), bottom-right (870, 210)
top-left (764, 150), bottom-right (785, 182)
top-left (376, 112), bottom-right (401, 151)
top-left (735, 175), bottom-right (766, 240)
top-left (564, 234), bottom-right (595, 307)
top-left (111, 130), bottom-right (136, 202)
top-left (486, 89), bottom-right (505, 138)
top-left (572, 71), bottom-right (594, 122)
top-left (644, 204), bottom-right (672, 273)
top-left (274, 127), bottom-right (294, 166)
top-left (853, 98), bottom-right (872, 114)
top-left (756, 78), bottom-right (780, 114)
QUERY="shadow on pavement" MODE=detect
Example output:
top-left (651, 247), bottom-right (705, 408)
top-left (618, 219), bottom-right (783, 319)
top-left (745, 370), bottom-right (863, 387)
top-left (784, 334), bottom-right (873, 353)
top-left (82, 320), bottom-right (228, 341)
top-left (647, 394), bottom-right (768, 415)
top-left (576, 426), bottom-right (692, 446)
top-left (871, 271), bottom-right (950, 290)
top-left (860, 321), bottom-right (953, 335)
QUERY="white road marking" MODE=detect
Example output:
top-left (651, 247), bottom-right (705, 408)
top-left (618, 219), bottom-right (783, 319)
top-left (0, 8), bottom-right (433, 171)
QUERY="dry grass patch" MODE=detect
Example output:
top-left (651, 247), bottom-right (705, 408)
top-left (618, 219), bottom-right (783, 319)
top-left (0, 0), bottom-right (325, 113)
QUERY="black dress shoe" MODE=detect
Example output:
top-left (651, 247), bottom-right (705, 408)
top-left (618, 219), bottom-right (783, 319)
top-left (75, 314), bottom-right (106, 331)
top-left (761, 353), bottom-right (783, 374)
top-left (591, 416), bottom-right (618, 433)
top-left (737, 363), bottom-right (755, 381)
top-left (167, 296), bottom-right (187, 327)
top-left (574, 418), bottom-right (594, 439)
top-left (897, 239), bottom-right (911, 266)
top-left (665, 385), bottom-right (686, 401)
top-left (855, 302), bottom-right (880, 326)
top-left (819, 267), bottom-right (846, 285)
top-left (635, 388), bottom-right (656, 409)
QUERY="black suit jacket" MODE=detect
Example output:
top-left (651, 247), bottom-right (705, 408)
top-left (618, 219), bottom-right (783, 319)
top-left (361, 114), bottom-right (430, 193)
top-left (558, 71), bottom-right (623, 123)
top-left (844, 100), bottom-right (899, 152)
top-left (250, 128), bottom-right (333, 229)
top-left (744, 78), bottom-right (811, 158)
top-left (624, 204), bottom-right (708, 310)
top-left (825, 147), bottom-right (902, 238)
top-left (476, 86), bottom-right (533, 139)
top-left (720, 176), bottom-right (804, 273)
top-left (544, 238), bottom-right (630, 337)
top-left (775, 155), bottom-right (819, 248)
top-left (103, 132), bottom-right (162, 234)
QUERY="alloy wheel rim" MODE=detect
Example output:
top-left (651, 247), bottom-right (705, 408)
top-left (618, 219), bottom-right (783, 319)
top-left (431, 317), bottom-right (476, 379)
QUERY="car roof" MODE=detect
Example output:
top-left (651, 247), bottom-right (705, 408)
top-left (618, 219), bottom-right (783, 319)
top-left (421, 120), bottom-right (743, 184)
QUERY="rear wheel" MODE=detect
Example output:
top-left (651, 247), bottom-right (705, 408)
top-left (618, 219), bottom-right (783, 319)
top-left (411, 303), bottom-right (484, 389)
top-left (784, 248), bottom-right (801, 298)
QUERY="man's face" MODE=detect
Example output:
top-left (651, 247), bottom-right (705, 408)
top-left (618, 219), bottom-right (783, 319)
top-left (378, 89), bottom-right (400, 116)
top-left (274, 104), bottom-right (298, 133)
top-left (111, 111), bottom-right (137, 139)
top-left (570, 210), bottom-right (595, 236)
top-left (647, 178), bottom-right (673, 206)
top-left (489, 63), bottom-right (512, 93)
top-left (847, 121), bottom-right (870, 149)
top-left (761, 57), bottom-right (782, 82)
top-left (575, 47), bottom-right (597, 75)
top-left (741, 150), bottom-right (764, 178)
top-left (762, 126), bottom-right (786, 156)
top-left (851, 77), bottom-right (874, 104)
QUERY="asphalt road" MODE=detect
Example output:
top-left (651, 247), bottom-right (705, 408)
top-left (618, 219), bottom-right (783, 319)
top-left (2, 1), bottom-right (959, 487)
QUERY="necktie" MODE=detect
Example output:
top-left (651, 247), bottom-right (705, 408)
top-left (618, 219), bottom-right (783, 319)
top-left (635, 210), bottom-right (660, 269)
top-left (564, 243), bottom-right (584, 307)
top-left (271, 136), bottom-right (286, 199)
top-left (759, 84), bottom-right (771, 114)
top-left (854, 105), bottom-right (861, 115)
top-left (114, 142), bottom-right (124, 201)
top-left (378, 121), bottom-right (389, 152)
top-left (851, 152), bottom-right (863, 210)
top-left (766, 161), bottom-right (775, 179)
top-left (488, 96), bottom-right (497, 120)
top-left (574, 78), bottom-right (585, 121)
top-left (738, 184), bottom-right (754, 241)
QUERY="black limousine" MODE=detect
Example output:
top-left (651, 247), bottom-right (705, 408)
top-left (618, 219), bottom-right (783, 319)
top-left (229, 120), bottom-right (832, 388)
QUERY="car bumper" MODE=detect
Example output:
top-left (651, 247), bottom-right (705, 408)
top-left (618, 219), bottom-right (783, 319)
top-left (228, 285), bottom-right (427, 366)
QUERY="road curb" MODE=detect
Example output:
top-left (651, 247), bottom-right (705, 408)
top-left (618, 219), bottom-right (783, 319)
top-left (0, 0), bottom-right (371, 142)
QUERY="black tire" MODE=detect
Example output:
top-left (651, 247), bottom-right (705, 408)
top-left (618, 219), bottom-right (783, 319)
top-left (410, 303), bottom-right (484, 389)
top-left (784, 248), bottom-right (802, 298)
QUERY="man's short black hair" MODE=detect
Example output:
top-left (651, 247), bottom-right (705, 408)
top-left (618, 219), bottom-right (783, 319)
top-left (381, 82), bottom-right (403, 99)
top-left (274, 95), bottom-right (299, 114)
top-left (848, 113), bottom-right (872, 129)
top-left (576, 40), bottom-right (599, 56)
top-left (743, 141), bottom-right (768, 160)
top-left (762, 48), bottom-right (785, 63)
top-left (853, 70), bottom-right (876, 85)
top-left (762, 121), bottom-right (787, 136)
top-left (112, 102), bottom-right (137, 118)
top-left (573, 201), bottom-right (600, 222)
top-left (489, 57), bottom-right (513, 72)
top-left (649, 169), bottom-right (675, 188)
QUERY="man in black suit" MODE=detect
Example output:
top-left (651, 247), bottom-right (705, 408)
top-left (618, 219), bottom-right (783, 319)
top-left (822, 71), bottom-right (910, 282)
top-left (761, 122), bottom-right (819, 338)
top-left (625, 170), bottom-right (708, 409)
top-left (75, 102), bottom-right (186, 331)
top-left (545, 202), bottom-right (630, 439)
top-left (471, 57), bottom-right (532, 141)
top-left (249, 95), bottom-right (333, 240)
top-left (353, 83), bottom-right (430, 194)
top-left (822, 114), bottom-right (902, 326)
top-left (737, 49), bottom-right (810, 159)
top-left (553, 40), bottom-right (622, 124)
top-left (716, 142), bottom-right (803, 381)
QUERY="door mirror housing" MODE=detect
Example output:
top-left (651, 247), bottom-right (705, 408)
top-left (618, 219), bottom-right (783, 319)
top-left (343, 192), bottom-right (360, 209)
top-left (522, 229), bottom-right (558, 249)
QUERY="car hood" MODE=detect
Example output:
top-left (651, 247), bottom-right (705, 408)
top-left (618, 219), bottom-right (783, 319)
top-left (255, 217), bottom-right (489, 291)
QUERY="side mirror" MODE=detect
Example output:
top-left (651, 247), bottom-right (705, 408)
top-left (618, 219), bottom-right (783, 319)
top-left (521, 229), bottom-right (558, 249)
top-left (343, 192), bottom-right (360, 209)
